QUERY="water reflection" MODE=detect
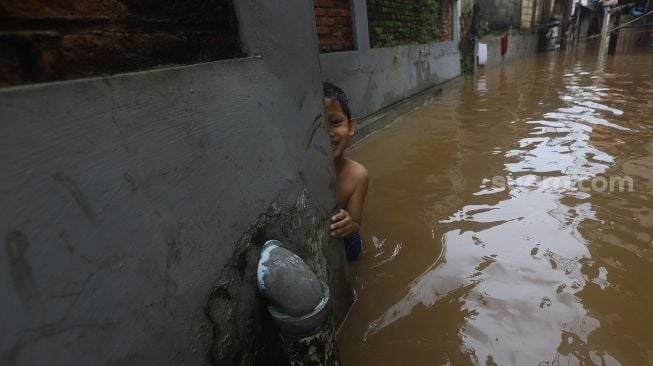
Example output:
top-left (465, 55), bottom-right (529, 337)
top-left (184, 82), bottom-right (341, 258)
top-left (339, 50), bottom-right (653, 365)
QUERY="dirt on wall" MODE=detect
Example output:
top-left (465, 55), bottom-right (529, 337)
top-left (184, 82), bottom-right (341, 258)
top-left (202, 190), bottom-right (352, 365)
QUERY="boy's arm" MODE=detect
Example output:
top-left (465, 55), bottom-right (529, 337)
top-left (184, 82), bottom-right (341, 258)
top-left (346, 168), bottom-right (369, 232)
top-left (331, 167), bottom-right (369, 238)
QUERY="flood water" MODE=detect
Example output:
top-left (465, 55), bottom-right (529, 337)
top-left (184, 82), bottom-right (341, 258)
top-left (338, 47), bottom-right (653, 365)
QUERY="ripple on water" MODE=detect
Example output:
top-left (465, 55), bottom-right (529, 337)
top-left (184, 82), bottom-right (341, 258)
top-left (338, 52), bottom-right (653, 365)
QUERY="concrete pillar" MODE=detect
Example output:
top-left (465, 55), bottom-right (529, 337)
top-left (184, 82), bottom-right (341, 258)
top-left (352, 0), bottom-right (370, 50)
top-left (598, 7), bottom-right (611, 63)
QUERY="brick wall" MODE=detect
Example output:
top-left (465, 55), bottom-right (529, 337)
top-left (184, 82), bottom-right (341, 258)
top-left (0, 0), bottom-right (243, 87)
top-left (440, 0), bottom-right (453, 41)
top-left (314, 0), bottom-right (355, 53)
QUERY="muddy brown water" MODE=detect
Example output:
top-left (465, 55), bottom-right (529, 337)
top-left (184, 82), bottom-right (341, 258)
top-left (338, 47), bottom-right (653, 365)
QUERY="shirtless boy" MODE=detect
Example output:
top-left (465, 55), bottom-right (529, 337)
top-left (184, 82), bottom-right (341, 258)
top-left (323, 82), bottom-right (369, 260)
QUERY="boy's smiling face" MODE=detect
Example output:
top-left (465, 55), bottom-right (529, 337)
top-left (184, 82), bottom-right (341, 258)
top-left (325, 97), bottom-right (356, 160)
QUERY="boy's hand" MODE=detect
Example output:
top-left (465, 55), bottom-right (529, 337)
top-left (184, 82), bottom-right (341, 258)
top-left (331, 209), bottom-right (357, 238)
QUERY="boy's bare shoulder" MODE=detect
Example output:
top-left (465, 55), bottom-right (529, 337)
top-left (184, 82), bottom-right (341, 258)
top-left (344, 158), bottom-right (369, 183)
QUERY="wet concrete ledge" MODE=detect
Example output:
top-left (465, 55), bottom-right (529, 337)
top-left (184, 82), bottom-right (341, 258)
top-left (350, 75), bottom-right (463, 147)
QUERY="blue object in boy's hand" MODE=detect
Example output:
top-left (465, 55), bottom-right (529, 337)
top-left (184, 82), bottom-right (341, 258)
top-left (344, 233), bottom-right (362, 261)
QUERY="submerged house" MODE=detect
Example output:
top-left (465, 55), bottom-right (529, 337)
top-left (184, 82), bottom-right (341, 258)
top-left (571, 0), bottom-right (653, 52)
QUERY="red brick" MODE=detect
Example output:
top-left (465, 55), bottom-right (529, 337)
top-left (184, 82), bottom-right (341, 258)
top-left (0, 42), bottom-right (26, 86)
top-left (0, 0), bottom-right (126, 19)
top-left (49, 32), bottom-right (185, 77)
top-left (318, 0), bottom-right (334, 8)
top-left (123, 1), bottom-right (233, 23)
top-left (0, 0), bottom-right (243, 86)
top-left (320, 17), bottom-right (336, 26)
top-left (334, 17), bottom-right (352, 25)
top-left (314, 0), bottom-right (353, 52)
top-left (0, 31), bottom-right (201, 84)
top-left (440, 0), bottom-right (453, 41)
top-left (188, 33), bottom-right (243, 61)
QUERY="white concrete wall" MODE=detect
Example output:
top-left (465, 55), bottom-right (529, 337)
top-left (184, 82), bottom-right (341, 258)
top-left (479, 31), bottom-right (540, 67)
top-left (479, 0), bottom-right (524, 29)
top-left (320, 0), bottom-right (462, 119)
top-left (320, 41), bottom-right (462, 119)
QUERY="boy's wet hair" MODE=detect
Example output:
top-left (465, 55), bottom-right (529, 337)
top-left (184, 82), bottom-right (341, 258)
top-left (323, 82), bottom-right (352, 121)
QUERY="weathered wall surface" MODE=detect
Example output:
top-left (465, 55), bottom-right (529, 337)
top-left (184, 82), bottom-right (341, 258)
top-left (320, 41), bottom-right (461, 119)
top-left (320, 0), bottom-right (461, 120)
top-left (521, 0), bottom-right (535, 29)
top-left (0, 0), bottom-right (352, 365)
top-left (479, 31), bottom-right (540, 67)
top-left (478, 0), bottom-right (523, 30)
top-left (614, 25), bottom-right (653, 53)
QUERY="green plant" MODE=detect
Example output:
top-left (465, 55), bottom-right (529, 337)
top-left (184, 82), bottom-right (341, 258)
top-left (368, 0), bottom-right (443, 48)
top-left (477, 19), bottom-right (490, 38)
top-left (416, 0), bottom-right (440, 44)
top-left (460, 55), bottom-right (474, 75)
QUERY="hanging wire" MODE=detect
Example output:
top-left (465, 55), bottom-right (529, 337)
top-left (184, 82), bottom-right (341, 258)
top-left (611, 9), bottom-right (653, 31)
